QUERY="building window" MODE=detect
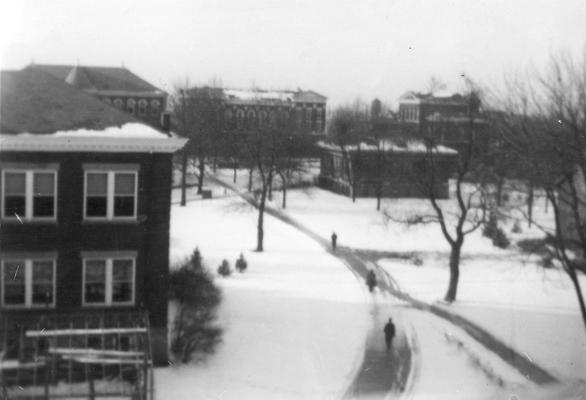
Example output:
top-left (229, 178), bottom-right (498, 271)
top-left (316, 108), bottom-right (324, 131)
top-left (113, 99), bottom-right (123, 109)
top-left (1, 257), bottom-right (56, 308)
top-left (103, 98), bottom-right (112, 105)
top-left (246, 110), bottom-right (256, 129)
top-left (138, 100), bottom-right (147, 116)
top-left (84, 166), bottom-right (138, 220)
top-left (150, 100), bottom-right (161, 116)
top-left (236, 110), bottom-right (245, 129)
top-left (2, 168), bottom-right (58, 221)
top-left (305, 108), bottom-right (312, 129)
top-left (83, 255), bottom-right (135, 306)
top-left (127, 99), bottom-right (136, 114)
top-left (296, 107), bottom-right (303, 127)
top-left (259, 110), bottom-right (268, 128)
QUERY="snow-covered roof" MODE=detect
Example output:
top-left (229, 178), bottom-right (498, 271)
top-left (222, 88), bottom-right (327, 104)
top-left (317, 140), bottom-right (458, 155)
top-left (224, 89), bottom-right (295, 102)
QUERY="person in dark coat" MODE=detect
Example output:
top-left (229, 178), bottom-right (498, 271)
top-left (384, 317), bottom-right (396, 351)
top-left (366, 269), bottom-right (377, 292)
top-left (331, 232), bottom-right (338, 250)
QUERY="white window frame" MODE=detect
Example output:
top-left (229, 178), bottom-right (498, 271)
top-left (83, 165), bottom-right (139, 221)
top-left (1, 256), bottom-right (56, 309)
top-left (82, 253), bottom-right (136, 307)
top-left (1, 167), bottom-right (58, 222)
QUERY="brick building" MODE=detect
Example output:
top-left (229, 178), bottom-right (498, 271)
top-left (0, 68), bottom-right (186, 367)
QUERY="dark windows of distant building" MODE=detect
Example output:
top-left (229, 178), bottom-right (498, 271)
top-left (150, 100), bottom-right (161, 116)
top-left (113, 99), bottom-right (123, 109)
top-left (138, 99), bottom-right (147, 116)
top-left (127, 99), bottom-right (136, 115)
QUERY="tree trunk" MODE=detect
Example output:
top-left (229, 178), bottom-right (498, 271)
top-left (281, 175), bottom-right (287, 209)
top-left (352, 179), bottom-right (357, 203)
top-left (569, 271), bottom-right (586, 333)
top-left (376, 186), bottom-right (381, 211)
top-left (444, 244), bottom-right (461, 302)
top-left (233, 162), bottom-right (237, 184)
top-left (268, 180), bottom-right (273, 201)
top-left (197, 157), bottom-right (205, 195)
top-left (248, 167), bottom-right (254, 192)
top-left (256, 184), bottom-right (267, 252)
top-left (527, 176), bottom-right (534, 227)
top-left (180, 152), bottom-right (188, 207)
top-left (496, 177), bottom-right (504, 206)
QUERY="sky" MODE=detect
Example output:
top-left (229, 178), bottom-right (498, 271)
top-left (1, 0), bottom-right (585, 107)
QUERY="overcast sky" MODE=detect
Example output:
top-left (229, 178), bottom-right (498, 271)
top-left (1, 0), bottom-right (584, 107)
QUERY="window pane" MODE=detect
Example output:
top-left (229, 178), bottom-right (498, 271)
top-left (4, 173), bottom-right (26, 194)
top-left (86, 197), bottom-right (107, 217)
top-left (85, 260), bottom-right (106, 281)
top-left (33, 197), bottom-right (55, 217)
top-left (85, 283), bottom-right (105, 303)
top-left (85, 260), bottom-right (106, 303)
top-left (114, 196), bottom-right (134, 217)
top-left (86, 173), bottom-right (107, 195)
top-left (32, 283), bottom-right (53, 305)
top-left (114, 174), bottom-right (135, 195)
top-left (4, 262), bottom-right (24, 282)
top-left (4, 196), bottom-right (25, 217)
top-left (33, 173), bottom-right (55, 195)
top-left (113, 260), bottom-right (133, 281)
top-left (32, 261), bottom-right (53, 281)
top-left (112, 282), bottom-right (132, 303)
top-left (4, 284), bottom-right (25, 305)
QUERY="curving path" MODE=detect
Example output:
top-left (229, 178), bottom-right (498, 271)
top-left (206, 175), bottom-right (559, 398)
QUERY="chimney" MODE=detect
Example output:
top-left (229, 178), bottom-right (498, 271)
top-left (161, 112), bottom-right (171, 133)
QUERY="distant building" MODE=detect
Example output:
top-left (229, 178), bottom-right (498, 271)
top-left (0, 68), bottom-right (186, 368)
top-left (208, 88), bottom-right (327, 134)
top-left (394, 91), bottom-right (489, 154)
top-left (317, 140), bottom-right (458, 199)
top-left (29, 64), bottom-right (167, 128)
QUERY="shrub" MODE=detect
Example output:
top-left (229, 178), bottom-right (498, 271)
top-left (492, 227), bottom-right (510, 249)
top-left (235, 253), bottom-right (248, 273)
top-left (511, 220), bottom-right (522, 234)
top-left (411, 253), bottom-right (424, 267)
top-left (483, 212), bottom-right (498, 239)
top-left (169, 248), bottom-right (222, 363)
top-left (217, 259), bottom-right (232, 277)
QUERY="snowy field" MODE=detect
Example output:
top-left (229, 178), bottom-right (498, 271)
top-left (156, 193), bottom-right (370, 399)
top-left (277, 186), bottom-right (586, 384)
top-left (163, 169), bottom-right (586, 398)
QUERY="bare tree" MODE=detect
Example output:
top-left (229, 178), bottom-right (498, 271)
top-left (327, 102), bottom-right (370, 202)
top-left (169, 79), bottom-right (196, 206)
top-left (391, 86), bottom-right (489, 302)
top-left (497, 52), bottom-right (586, 329)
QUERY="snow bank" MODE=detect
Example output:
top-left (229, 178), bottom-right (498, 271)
top-left (14, 122), bottom-right (169, 138)
top-left (157, 194), bottom-right (370, 399)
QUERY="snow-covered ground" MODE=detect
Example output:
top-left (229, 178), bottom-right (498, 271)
top-left (278, 185), bottom-right (586, 384)
top-left (156, 193), bottom-right (370, 399)
top-left (161, 169), bottom-right (586, 398)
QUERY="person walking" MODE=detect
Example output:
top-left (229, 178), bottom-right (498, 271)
top-left (331, 232), bottom-right (338, 251)
top-left (366, 269), bottom-right (377, 292)
top-left (384, 317), bottom-right (396, 351)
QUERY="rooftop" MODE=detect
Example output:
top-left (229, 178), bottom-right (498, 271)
top-left (28, 64), bottom-right (165, 94)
